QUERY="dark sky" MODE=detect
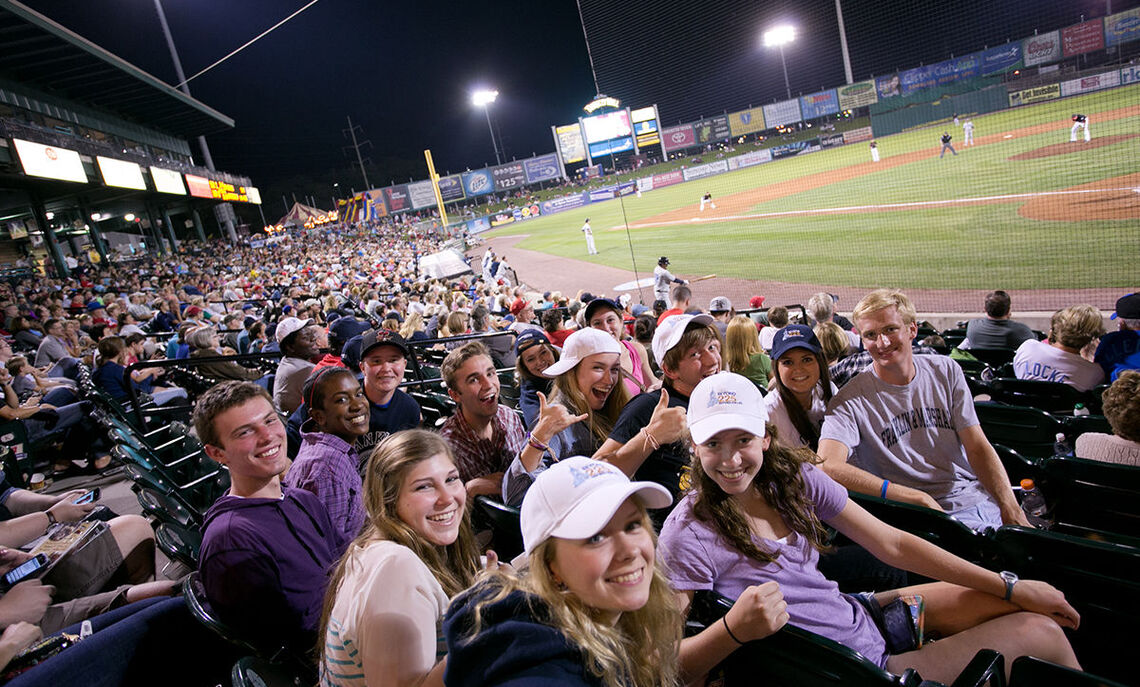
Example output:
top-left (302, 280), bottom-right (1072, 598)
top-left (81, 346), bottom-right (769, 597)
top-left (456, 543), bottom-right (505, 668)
top-left (18, 0), bottom-right (1137, 191)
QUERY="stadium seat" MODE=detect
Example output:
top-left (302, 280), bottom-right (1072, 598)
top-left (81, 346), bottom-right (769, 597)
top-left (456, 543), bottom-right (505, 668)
top-left (991, 444), bottom-right (1041, 486)
top-left (689, 591), bottom-right (1005, 687)
top-left (1037, 455), bottom-right (1140, 544)
top-left (965, 348), bottom-right (1016, 367)
top-left (470, 495), bottom-right (524, 561)
top-left (847, 492), bottom-right (994, 563)
top-left (154, 520), bottom-right (202, 570)
top-left (183, 571), bottom-right (280, 659)
top-left (231, 655), bottom-right (315, 687)
top-left (1008, 656), bottom-right (1127, 687)
top-left (974, 402), bottom-right (1064, 458)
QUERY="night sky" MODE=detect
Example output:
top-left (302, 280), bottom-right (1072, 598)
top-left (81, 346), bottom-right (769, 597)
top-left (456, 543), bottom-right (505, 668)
top-left (17, 0), bottom-right (1137, 196)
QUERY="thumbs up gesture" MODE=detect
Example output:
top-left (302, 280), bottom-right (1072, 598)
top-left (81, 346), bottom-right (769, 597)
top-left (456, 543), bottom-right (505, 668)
top-left (644, 389), bottom-right (687, 445)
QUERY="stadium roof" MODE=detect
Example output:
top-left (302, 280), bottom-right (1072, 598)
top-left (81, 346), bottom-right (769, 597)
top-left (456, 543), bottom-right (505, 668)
top-left (0, 0), bottom-right (234, 138)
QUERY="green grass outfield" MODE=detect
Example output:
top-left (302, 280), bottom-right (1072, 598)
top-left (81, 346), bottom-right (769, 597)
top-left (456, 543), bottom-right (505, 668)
top-left (482, 84), bottom-right (1140, 291)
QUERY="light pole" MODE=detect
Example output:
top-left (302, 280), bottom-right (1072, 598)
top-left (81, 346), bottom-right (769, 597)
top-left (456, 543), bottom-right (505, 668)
top-left (763, 25), bottom-right (796, 100)
top-left (471, 89), bottom-right (502, 165)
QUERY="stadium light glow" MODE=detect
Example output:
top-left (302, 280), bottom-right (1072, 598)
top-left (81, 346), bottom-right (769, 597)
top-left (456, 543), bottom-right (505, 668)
top-left (763, 25), bottom-right (797, 100)
top-left (471, 89), bottom-right (502, 164)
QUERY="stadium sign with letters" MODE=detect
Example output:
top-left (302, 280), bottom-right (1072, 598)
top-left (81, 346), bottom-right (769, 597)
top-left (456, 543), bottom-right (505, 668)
top-left (763, 99), bottom-right (802, 128)
top-left (1008, 83), bottom-right (1060, 107)
top-left (437, 175), bottom-right (465, 202)
top-left (843, 126), bottom-right (874, 144)
top-left (383, 185), bottom-right (410, 212)
top-left (978, 44), bottom-right (1022, 75)
top-left (1121, 65), bottom-right (1140, 84)
top-left (694, 116), bottom-right (730, 144)
top-left (1060, 70), bottom-right (1120, 96)
top-left (728, 107), bottom-right (766, 136)
top-left (800, 90), bottom-right (840, 119)
top-left (681, 160), bottom-right (729, 182)
top-left (523, 154), bottom-right (561, 184)
top-left (539, 193), bottom-right (588, 215)
top-left (1023, 31), bottom-right (1061, 66)
top-left (1062, 19), bottom-right (1105, 56)
top-left (1104, 8), bottom-right (1140, 46)
top-left (554, 124), bottom-right (587, 164)
top-left (727, 149), bottom-right (772, 170)
top-left (491, 162), bottom-right (527, 192)
top-left (876, 74), bottom-right (900, 99)
top-left (837, 81), bottom-right (878, 110)
top-left (407, 180), bottom-right (437, 210)
top-left (461, 170), bottom-right (494, 197)
top-left (661, 124), bottom-right (697, 152)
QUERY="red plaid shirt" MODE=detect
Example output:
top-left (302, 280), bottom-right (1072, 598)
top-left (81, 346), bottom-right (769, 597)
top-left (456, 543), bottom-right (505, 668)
top-left (440, 404), bottom-right (526, 483)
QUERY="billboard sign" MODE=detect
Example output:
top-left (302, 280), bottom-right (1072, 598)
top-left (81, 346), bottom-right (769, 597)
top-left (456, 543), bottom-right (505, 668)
top-left (1060, 70), bottom-right (1120, 96)
top-left (185, 174), bottom-right (213, 199)
top-left (763, 99), bottom-right (802, 128)
top-left (642, 170), bottom-right (684, 191)
top-left (900, 64), bottom-right (936, 95)
top-left (837, 81), bottom-right (878, 110)
top-left (694, 115), bottom-right (730, 143)
top-left (365, 190), bottom-right (388, 219)
top-left (800, 89), bottom-right (839, 119)
top-left (661, 124), bottom-right (697, 152)
top-left (876, 74), bottom-right (900, 99)
top-left (681, 160), bottom-right (729, 182)
top-left (843, 126), bottom-right (874, 144)
top-left (581, 110), bottom-right (632, 144)
top-left (727, 149), bottom-right (772, 170)
top-left (728, 107), bottom-right (766, 136)
top-left (1023, 30), bottom-right (1061, 66)
top-left (1008, 83), bottom-right (1060, 106)
top-left (467, 217), bottom-right (492, 234)
top-left (1062, 19), bottom-right (1105, 56)
top-left (12, 139), bottom-right (86, 183)
top-left (208, 180), bottom-right (248, 202)
top-left (1105, 8), bottom-right (1140, 46)
top-left (588, 137), bottom-right (635, 157)
top-left (1122, 64), bottom-right (1140, 84)
top-left (820, 133), bottom-right (846, 148)
top-left (555, 123), bottom-right (587, 164)
top-left (978, 43), bottom-right (1023, 75)
top-left (524, 153), bottom-right (561, 183)
top-left (383, 185), bottom-right (410, 212)
top-left (540, 193), bottom-right (588, 215)
top-left (461, 169), bottom-right (494, 197)
top-left (150, 167), bottom-right (186, 195)
top-left (437, 175), bottom-right (465, 202)
top-left (246, 187), bottom-right (262, 205)
top-left (491, 162), bottom-right (527, 191)
top-left (407, 180), bottom-right (437, 210)
top-left (96, 156), bottom-right (146, 190)
top-left (771, 139), bottom-right (820, 159)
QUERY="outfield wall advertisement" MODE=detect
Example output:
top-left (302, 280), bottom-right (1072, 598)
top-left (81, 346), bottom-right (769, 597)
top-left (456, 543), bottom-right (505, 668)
top-left (695, 116), bottom-right (730, 144)
top-left (978, 44), bottom-right (1022, 75)
top-left (437, 176), bottom-right (465, 202)
top-left (1122, 64), bottom-right (1140, 84)
top-left (1023, 31), bottom-right (1061, 66)
top-left (763, 99), bottom-right (802, 128)
top-left (843, 126), bottom-right (874, 144)
top-left (800, 90), bottom-right (840, 119)
top-left (1104, 8), bottom-right (1140, 46)
top-left (1062, 19), bottom-right (1105, 56)
top-left (661, 124), bottom-right (697, 152)
top-left (1060, 70), bottom-right (1120, 96)
top-left (837, 81), bottom-right (878, 109)
top-left (383, 185), bottom-right (410, 213)
top-left (407, 180), bottom-right (437, 210)
top-left (681, 160), bottom-right (729, 182)
top-left (1008, 83), bottom-right (1060, 106)
top-left (523, 154), bottom-right (561, 184)
top-left (727, 107), bottom-right (766, 136)
top-left (555, 124), bottom-right (587, 164)
top-left (461, 169), bottom-right (494, 197)
top-left (727, 149), bottom-right (772, 170)
top-left (491, 162), bottom-right (526, 192)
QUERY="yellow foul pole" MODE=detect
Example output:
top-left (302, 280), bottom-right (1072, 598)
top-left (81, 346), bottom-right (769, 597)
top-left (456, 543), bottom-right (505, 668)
top-left (424, 150), bottom-right (449, 230)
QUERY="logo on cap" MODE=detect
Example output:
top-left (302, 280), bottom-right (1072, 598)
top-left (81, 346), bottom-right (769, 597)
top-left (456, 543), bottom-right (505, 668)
top-left (786, 329), bottom-right (803, 338)
top-left (569, 462), bottom-right (618, 487)
top-left (708, 389), bottom-right (741, 408)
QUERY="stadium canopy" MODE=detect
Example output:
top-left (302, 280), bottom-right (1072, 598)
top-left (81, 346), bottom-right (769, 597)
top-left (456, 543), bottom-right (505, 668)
top-left (0, 0), bottom-right (234, 138)
top-left (278, 202), bottom-right (331, 227)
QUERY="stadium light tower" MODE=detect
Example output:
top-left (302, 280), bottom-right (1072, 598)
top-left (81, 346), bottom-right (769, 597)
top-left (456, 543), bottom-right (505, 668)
top-left (763, 25), bottom-right (796, 100)
top-left (471, 89), bottom-right (503, 165)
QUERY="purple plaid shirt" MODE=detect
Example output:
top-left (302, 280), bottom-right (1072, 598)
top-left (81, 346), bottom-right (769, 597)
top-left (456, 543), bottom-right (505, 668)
top-left (440, 404), bottom-right (526, 483)
top-left (283, 426), bottom-right (364, 552)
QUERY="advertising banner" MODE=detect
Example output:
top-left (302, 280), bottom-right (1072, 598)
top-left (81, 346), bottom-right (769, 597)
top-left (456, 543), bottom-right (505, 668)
top-left (763, 99), bottom-right (802, 128)
top-left (1060, 70), bottom-right (1121, 96)
top-left (1008, 83), bottom-right (1060, 107)
top-left (185, 174), bottom-right (213, 199)
top-left (978, 43), bottom-right (1022, 75)
top-left (899, 64), bottom-right (936, 95)
top-left (150, 166), bottom-right (186, 195)
top-left (820, 133), bottom-right (846, 148)
top-left (437, 175), bottom-right (465, 202)
top-left (589, 186), bottom-right (619, 202)
top-left (491, 162), bottom-right (527, 192)
top-left (837, 81), bottom-right (878, 110)
top-left (1104, 8), bottom-right (1140, 46)
top-left (383, 185), bottom-right (410, 212)
top-left (727, 107), bottom-right (766, 136)
top-left (636, 177), bottom-right (653, 193)
top-left (934, 55), bottom-right (979, 86)
top-left (513, 204), bottom-right (541, 221)
top-left (770, 139), bottom-right (820, 159)
top-left (694, 115), bottom-right (730, 143)
top-left (365, 190), bottom-right (388, 219)
top-left (96, 156), bottom-right (146, 190)
top-left (490, 212), bottom-right (516, 228)
top-left (661, 124), bottom-right (697, 152)
top-left (467, 217), bottom-right (492, 234)
top-left (651, 170), bottom-right (683, 188)
top-left (876, 74), bottom-right (900, 99)
top-left (588, 137), bottom-right (635, 157)
top-left (406, 180), bottom-right (437, 210)
top-left (1062, 19), bottom-right (1105, 56)
top-left (540, 193), bottom-right (588, 215)
top-left (12, 139), bottom-right (86, 183)
top-left (681, 160), bottom-right (729, 182)
top-left (1122, 64), bottom-right (1140, 84)
top-left (524, 153), bottom-right (561, 183)
top-left (461, 169), bottom-right (494, 197)
top-left (1023, 31), bottom-right (1061, 66)
top-left (843, 126), bottom-right (874, 144)
top-left (727, 149), bottom-right (772, 170)
top-left (800, 89), bottom-right (840, 119)
top-left (555, 124), bottom-right (587, 164)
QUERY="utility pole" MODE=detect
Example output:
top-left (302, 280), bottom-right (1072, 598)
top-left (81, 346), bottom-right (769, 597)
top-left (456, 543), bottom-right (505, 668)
top-left (343, 116), bottom-right (372, 190)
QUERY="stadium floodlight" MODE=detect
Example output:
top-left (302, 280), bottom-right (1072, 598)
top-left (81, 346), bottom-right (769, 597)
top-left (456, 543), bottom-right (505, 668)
top-left (763, 25), bottom-right (796, 100)
top-left (471, 89), bottom-right (503, 165)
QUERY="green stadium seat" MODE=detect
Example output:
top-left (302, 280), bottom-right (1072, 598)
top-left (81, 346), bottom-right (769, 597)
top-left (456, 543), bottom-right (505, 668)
top-left (471, 495), bottom-right (524, 561)
top-left (974, 402), bottom-right (1064, 459)
top-left (967, 348), bottom-right (1016, 367)
top-left (987, 378), bottom-right (1084, 414)
top-left (1037, 455), bottom-right (1140, 544)
top-left (991, 444), bottom-right (1042, 486)
top-left (1009, 656), bottom-right (1127, 687)
top-left (847, 492), bottom-right (994, 563)
top-left (231, 655), bottom-right (315, 687)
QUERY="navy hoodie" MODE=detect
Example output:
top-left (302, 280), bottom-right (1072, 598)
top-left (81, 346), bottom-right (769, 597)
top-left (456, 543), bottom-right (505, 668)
top-left (443, 582), bottom-right (604, 687)
top-left (199, 486), bottom-right (337, 649)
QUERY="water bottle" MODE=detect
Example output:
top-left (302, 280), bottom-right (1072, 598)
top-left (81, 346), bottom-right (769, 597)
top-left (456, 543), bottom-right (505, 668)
top-left (1019, 479), bottom-right (1052, 529)
top-left (1073, 403), bottom-right (1090, 417)
top-left (1052, 432), bottom-right (1072, 457)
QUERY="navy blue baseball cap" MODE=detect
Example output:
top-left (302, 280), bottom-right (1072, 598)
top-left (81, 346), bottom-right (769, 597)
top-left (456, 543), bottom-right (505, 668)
top-left (770, 324), bottom-right (822, 361)
top-left (515, 329), bottom-right (549, 356)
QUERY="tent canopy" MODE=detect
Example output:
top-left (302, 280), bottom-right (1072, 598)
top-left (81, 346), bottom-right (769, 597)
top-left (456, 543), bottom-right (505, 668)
top-left (277, 203), bottom-right (332, 227)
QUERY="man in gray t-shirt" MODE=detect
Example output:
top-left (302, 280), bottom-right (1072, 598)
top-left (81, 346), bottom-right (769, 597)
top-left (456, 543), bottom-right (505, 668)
top-left (962, 290), bottom-right (1035, 350)
top-left (817, 290), bottom-right (1026, 531)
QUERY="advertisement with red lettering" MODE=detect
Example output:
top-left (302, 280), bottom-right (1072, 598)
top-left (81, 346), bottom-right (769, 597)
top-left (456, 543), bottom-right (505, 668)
top-left (1062, 20), bottom-right (1105, 56)
top-left (661, 125), bottom-right (696, 152)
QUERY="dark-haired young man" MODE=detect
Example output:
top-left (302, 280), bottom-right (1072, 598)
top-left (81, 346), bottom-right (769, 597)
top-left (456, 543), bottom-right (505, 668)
top-left (963, 290), bottom-right (1035, 350)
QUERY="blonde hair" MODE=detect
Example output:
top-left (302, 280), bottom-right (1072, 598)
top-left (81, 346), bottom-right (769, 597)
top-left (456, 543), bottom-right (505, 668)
top-left (550, 357), bottom-right (631, 446)
top-left (1049, 304), bottom-right (1106, 350)
top-left (724, 315), bottom-right (761, 374)
top-left (460, 500), bottom-right (680, 687)
top-left (399, 311), bottom-right (424, 340)
top-left (852, 288), bottom-right (916, 327)
top-left (814, 321), bottom-right (849, 364)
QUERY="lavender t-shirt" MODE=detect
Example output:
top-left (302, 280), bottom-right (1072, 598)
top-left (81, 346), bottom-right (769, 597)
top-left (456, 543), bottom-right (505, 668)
top-left (660, 463), bottom-right (888, 668)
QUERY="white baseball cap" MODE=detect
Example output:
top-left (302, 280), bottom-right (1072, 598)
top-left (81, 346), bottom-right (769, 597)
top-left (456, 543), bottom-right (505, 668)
top-left (686, 372), bottom-right (768, 445)
top-left (516, 457), bottom-right (672, 565)
top-left (540, 327), bottom-right (621, 377)
top-left (652, 313), bottom-right (715, 365)
top-left (274, 316), bottom-right (312, 343)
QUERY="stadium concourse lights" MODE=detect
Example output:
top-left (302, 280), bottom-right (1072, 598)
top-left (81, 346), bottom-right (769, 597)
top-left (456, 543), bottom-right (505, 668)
top-left (471, 89), bottom-right (503, 165)
top-left (763, 24), bottom-right (796, 101)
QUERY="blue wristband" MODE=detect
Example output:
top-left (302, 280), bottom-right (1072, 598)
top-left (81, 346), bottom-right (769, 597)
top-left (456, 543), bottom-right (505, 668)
top-left (880, 480), bottom-right (890, 499)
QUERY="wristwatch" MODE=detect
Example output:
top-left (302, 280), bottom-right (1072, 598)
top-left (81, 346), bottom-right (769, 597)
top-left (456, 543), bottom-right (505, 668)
top-left (999, 570), bottom-right (1018, 601)
top-left (45, 510), bottom-right (57, 525)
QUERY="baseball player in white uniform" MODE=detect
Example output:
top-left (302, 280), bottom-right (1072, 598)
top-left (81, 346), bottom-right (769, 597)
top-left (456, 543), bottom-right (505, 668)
top-left (870, 141), bottom-right (880, 162)
top-left (581, 218), bottom-right (597, 255)
top-left (963, 118), bottom-right (975, 146)
top-left (653, 256), bottom-right (686, 307)
top-left (1070, 114), bottom-right (1090, 142)
top-left (699, 191), bottom-right (716, 212)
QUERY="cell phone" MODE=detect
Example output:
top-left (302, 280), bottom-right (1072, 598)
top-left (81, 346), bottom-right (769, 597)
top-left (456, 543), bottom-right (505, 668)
top-left (73, 488), bottom-right (100, 505)
top-left (2, 553), bottom-right (49, 589)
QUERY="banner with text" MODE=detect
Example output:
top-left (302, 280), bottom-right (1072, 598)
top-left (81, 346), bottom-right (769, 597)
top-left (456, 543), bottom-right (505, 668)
top-left (555, 124), bottom-right (587, 164)
top-left (1062, 19), bottom-right (1105, 56)
top-left (540, 193), bottom-right (588, 215)
top-left (1008, 83), bottom-right (1060, 106)
top-left (820, 133), bottom-right (846, 148)
top-left (407, 180), bottom-right (437, 210)
top-left (461, 169), bottom-right (494, 197)
top-left (1122, 64), bottom-right (1140, 84)
top-left (1060, 70), bottom-right (1120, 96)
top-left (876, 74), bottom-right (900, 99)
top-left (1023, 31), bottom-right (1061, 66)
top-left (383, 185), bottom-right (410, 213)
top-left (437, 175), bottom-right (465, 202)
top-left (843, 126), bottom-right (874, 144)
top-left (694, 116), bottom-right (730, 143)
top-left (727, 107), bottom-right (766, 136)
top-left (661, 124), bottom-right (697, 152)
top-left (491, 162), bottom-right (527, 192)
top-left (681, 160), bottom-right (729, 181)
top-left (1104, 8), bottom-right (1140, 46)
top-left (771, 139), bottom-right (820, 159)
top-left (763, 99), bottom-right (802, 128)
top-left (837, 81), bottom-right (878, 109)
top-left (800, 89), bottom-right (840, 119)
top-left (524, 154), bottom-right (561, 183)
top-left (727, 149), bottom-right (772, 170)
top-left (978, 43), bottom-right (1023, 75)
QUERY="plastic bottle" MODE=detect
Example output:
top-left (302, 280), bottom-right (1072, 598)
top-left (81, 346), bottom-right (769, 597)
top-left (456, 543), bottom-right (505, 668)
top-left (1073, 403), bottom-right (1090, 417)
top-left (1019, 478), bottom-right (1052, 529)
top-left (1053, 432), bottom-right (1072, 457)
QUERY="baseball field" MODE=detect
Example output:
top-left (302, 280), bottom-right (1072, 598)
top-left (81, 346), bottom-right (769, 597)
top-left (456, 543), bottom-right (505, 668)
top-left (475, 83), bottom-right (1139, 311)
